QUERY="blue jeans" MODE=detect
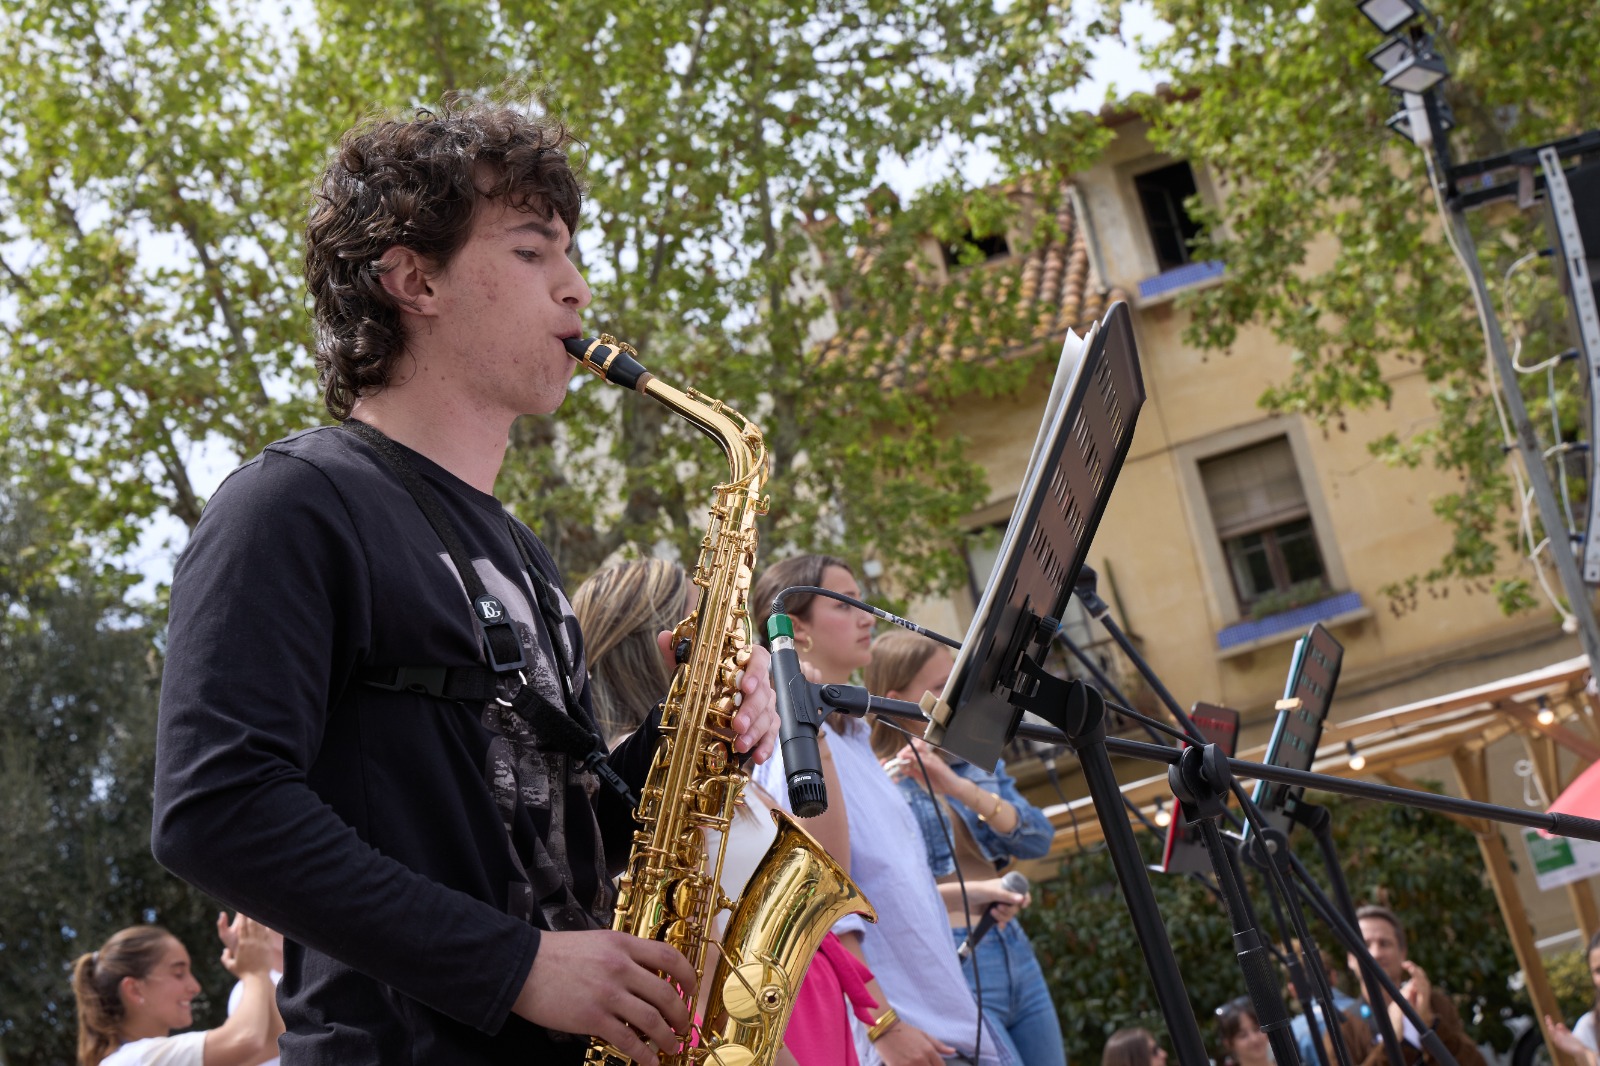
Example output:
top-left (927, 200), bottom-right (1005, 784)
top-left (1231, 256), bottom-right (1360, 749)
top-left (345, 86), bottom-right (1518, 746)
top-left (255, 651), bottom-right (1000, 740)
top-left (952, 921), bottom-right (1067, 1066)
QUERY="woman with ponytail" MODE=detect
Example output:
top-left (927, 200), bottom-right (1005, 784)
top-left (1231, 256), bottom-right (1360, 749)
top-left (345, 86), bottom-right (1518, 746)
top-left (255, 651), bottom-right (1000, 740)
top-left (72, 916), bottom-right (282, 1066)
top-left (867, 629), bottom-right (1063, 1066)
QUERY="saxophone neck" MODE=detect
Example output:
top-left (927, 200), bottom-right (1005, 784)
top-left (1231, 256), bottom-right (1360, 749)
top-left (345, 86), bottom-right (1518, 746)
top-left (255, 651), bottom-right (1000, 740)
top-left (565, 334), bottom-right (768, 488)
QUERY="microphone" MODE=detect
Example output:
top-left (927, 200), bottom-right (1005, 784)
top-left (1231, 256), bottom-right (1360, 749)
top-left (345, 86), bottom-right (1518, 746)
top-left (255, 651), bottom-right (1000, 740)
top-left (768, 613), bottom-right (829, 817)
top-left (957, 871), bottom-right (1030, 960)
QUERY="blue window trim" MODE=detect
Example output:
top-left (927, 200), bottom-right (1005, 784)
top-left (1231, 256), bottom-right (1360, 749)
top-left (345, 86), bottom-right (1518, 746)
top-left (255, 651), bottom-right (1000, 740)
top-left (1216, 591), bottom-right (1364, 650)
top-left (1137, 259), bottom-right (1226, 300)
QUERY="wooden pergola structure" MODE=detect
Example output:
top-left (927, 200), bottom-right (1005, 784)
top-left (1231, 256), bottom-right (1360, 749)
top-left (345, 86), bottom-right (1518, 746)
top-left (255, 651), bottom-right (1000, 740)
top-left (1032, 655), bottom-right (1600, 1066)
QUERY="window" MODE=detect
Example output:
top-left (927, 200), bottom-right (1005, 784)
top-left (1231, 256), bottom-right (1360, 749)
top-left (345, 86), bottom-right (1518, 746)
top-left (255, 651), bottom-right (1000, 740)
top-left (1199, 438), bottom-right (1328, 613)
top-left (942, 230), bottom-right (1011, 269)
top-left (1133, 161), bottom-right (1203, 273)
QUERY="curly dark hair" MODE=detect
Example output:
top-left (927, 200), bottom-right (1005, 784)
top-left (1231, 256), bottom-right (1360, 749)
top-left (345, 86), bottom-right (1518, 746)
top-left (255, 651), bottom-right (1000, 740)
top-left (304, 96), bottom-right (584, 419)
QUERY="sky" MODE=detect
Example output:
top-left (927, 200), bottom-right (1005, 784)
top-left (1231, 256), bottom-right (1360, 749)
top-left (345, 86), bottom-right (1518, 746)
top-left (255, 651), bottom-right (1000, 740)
top-left (120, 2), bottom-right (1168, 596)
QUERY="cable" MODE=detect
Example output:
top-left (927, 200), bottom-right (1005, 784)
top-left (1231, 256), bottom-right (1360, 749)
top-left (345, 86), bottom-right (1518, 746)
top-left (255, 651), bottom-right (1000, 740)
top-left (771, 585), bottom-right (961, 648)
top-left (876, 710), bottom-right (972, 1056)
top-left (1503, 250), bottom-right (1565, 375)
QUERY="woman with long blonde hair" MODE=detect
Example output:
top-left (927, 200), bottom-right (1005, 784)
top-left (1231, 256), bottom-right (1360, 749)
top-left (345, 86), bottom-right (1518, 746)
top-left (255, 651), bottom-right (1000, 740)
top-left (71, 917), bottom-right (281, 1066)
top-left (571, 558), bottom-right (693, 744)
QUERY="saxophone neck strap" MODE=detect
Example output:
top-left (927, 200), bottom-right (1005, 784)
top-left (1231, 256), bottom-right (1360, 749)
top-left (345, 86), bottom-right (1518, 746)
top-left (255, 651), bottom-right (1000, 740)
top-left (339, 420), bottom-right (632, 803)
top-left (340, 419), bottom-right (525, 674)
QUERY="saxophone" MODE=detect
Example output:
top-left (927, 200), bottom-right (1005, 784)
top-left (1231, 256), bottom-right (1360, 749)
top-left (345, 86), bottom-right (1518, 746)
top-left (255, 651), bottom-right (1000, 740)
top-left (564, 336), bottom-right (875, 1066)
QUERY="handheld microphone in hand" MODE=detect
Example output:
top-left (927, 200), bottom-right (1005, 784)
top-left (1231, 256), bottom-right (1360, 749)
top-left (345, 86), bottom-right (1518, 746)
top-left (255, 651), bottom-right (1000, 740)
top-left (769, 613), bottom-right (829, 817)
top-left (957, 871), bottom-right (1030, 960)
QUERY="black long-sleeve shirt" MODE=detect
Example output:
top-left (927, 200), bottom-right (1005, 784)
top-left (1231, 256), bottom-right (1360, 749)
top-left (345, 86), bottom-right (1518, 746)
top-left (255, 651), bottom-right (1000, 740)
top-left (153, 426), bottom-right (657, 1065)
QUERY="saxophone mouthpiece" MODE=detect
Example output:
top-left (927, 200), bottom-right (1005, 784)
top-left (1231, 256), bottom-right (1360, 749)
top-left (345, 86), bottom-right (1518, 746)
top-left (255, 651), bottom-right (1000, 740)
top-left (564, 335), bottom-right (653, 393)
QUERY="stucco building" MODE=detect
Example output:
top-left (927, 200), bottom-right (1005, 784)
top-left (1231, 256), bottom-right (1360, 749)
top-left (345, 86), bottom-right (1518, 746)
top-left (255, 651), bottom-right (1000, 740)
top-left (851, 108), bottom-right (1598, 967)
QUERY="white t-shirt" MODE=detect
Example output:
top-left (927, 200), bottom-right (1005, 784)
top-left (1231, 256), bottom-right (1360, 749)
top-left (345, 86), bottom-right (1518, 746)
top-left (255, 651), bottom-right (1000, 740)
top-left (100, 1031), bottom-right (206, 1066)
top-left (225, 970), bottom-right (283, 1066)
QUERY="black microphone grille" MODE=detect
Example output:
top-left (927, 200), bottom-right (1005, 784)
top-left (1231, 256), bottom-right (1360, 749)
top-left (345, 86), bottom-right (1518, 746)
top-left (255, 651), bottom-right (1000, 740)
top-left (788, 772), bottom-right (829, 818)
top-left (1001, 870), bottom-right (1031, 894)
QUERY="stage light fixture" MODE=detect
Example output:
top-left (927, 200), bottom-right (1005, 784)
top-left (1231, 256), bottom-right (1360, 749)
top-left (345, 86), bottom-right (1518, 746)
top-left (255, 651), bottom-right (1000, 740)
top-left (1380, 48), bottom-right (1449, 94)
top-left (1154, 800), bottom-right (1172, 828)
top-left (1386, 95), bottom-right (1453, 144)
top-left (1367, 37), bottom-right (1411, 74)
top-left (1537, 698), bottom-right (1556, 726)
top-left (1356, 0), bottom-right (1423, 35)
top-left (1345, 740), bottom-right (1367, 772)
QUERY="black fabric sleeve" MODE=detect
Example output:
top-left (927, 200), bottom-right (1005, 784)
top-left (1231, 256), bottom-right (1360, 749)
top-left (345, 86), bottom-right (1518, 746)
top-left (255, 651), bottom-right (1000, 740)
top-left (152, 450), bottom-right (536, 1036)
top-left (598, 705), bottom-right (664, 874)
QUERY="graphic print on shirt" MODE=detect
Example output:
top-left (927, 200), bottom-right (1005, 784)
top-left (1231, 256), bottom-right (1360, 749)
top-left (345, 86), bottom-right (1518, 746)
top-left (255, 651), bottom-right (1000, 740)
top-left (438, 552), bottom-right (611, 931)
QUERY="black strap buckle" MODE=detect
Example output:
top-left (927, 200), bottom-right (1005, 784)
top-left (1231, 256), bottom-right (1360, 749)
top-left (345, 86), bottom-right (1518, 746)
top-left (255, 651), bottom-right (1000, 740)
top-left (360, 665), bottom-right (503, 702)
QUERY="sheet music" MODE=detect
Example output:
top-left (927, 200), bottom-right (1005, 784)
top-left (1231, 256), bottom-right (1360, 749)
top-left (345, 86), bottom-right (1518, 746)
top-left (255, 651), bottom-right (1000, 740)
top-left (927, 324), bottom-right (1096, 737)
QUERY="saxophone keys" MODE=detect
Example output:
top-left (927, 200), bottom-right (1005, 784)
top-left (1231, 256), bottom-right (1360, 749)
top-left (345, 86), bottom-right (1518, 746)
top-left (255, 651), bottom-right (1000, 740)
top-left (662, 917), bottom-right (693, 950)
top-left (719, 961), bottom-right (789, 1022)
top-left (671, 879), bottom-right (697, 917)
top-left (701, 746), bottom-right (728, 774)
top-left (702, 1045), bottom-right (757, 1066)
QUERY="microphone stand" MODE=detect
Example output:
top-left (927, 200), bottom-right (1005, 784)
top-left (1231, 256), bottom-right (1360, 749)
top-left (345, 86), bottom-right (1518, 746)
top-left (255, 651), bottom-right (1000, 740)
top-left (1169, 743), bottom-right (1305, 1066)
top-left (1284, 799), bottom-right (1408, 1066)
top-left (1073, 569), bottom-right (1399, 1066)
top-left (805, 671), bottom-right (1600, 1066)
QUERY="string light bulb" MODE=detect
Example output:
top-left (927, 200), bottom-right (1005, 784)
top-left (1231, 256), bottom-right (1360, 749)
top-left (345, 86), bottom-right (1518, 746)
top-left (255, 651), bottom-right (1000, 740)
top-left (1346, 739), bottom-right (1367, 772)
top-left (1537, 697), bottom-right (1556, 727)
top-left (1154, 799), bottom-right (1172, 828)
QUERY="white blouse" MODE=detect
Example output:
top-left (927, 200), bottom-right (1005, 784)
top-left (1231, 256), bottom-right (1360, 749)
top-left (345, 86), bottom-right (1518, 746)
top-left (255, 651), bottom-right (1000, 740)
top-left (754, 720), bottom-right (1009, 1065)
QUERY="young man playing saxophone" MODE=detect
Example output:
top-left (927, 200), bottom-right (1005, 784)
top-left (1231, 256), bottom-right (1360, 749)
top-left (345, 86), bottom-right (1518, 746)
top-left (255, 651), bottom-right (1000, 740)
top-left (152, 97), bottom-right (779, 1065)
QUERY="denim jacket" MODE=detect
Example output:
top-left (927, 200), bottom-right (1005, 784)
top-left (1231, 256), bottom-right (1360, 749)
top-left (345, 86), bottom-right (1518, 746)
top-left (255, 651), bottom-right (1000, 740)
top-left (900, 758), bottom-right (1056, 877)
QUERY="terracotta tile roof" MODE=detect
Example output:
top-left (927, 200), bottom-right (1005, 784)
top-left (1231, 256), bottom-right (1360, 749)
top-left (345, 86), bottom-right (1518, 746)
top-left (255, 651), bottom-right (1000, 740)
top-left (822, 190), bottom-right (1127, 389)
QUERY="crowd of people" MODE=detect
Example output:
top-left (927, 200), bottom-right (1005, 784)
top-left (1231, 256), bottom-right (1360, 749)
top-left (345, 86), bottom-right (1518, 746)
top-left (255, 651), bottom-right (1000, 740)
top-left (61, 94), bottom-right (1592, 1066)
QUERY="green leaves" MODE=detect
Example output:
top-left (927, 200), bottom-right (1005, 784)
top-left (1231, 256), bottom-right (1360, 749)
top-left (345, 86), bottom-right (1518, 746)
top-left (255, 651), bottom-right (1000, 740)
top-left (1137, 0), bottom-right (1600, 614)
top-left (2, 0), bottom-right (1118, 597)
top-left (0, 0), bottom-right (323, 568)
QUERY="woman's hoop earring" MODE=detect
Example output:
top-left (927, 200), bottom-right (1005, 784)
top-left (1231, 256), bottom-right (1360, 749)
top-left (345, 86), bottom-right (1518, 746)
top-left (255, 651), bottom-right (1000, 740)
top-left (797, 634), bottom-right (814, 654)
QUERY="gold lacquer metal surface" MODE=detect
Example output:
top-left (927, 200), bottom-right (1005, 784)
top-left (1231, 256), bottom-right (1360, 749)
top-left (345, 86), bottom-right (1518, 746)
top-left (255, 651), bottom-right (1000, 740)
top-left (575, 337), bottom-right (873, 1066)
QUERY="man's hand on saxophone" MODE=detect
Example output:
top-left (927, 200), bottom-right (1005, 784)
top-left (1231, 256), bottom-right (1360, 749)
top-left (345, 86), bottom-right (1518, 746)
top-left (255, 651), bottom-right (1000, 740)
top-left (512, 928), bottom-right (698, 1062)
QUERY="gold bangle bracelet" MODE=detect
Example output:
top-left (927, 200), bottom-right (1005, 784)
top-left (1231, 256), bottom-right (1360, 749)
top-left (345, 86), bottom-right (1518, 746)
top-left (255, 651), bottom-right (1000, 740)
top-left (975, 791), bottom-right (1005, 824)
top-left (867, 1006), bottom-right (900, 1042)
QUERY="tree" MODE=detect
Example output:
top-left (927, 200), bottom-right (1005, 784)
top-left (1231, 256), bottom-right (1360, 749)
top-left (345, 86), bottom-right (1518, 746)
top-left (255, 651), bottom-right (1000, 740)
top-left (1029, 791), bottom-right (1521, 1064)
top-left (2, 0), bottom-right (1120, 595)
top-left (0, 1), bottom-right (327, 568)
top-left (1130, 0), bottom-right (1600, 613)
top-left (0, 485), bottom-right (228, 1066)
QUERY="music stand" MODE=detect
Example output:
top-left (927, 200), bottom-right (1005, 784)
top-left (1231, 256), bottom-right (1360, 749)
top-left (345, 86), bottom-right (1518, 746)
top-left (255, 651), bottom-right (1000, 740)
top-left (924, 300), bottom-right (1145, 768)
top-left (1247, 623), bottom-right (1343, 840)
top-left (1162, 703), bottom-right (1241, 875)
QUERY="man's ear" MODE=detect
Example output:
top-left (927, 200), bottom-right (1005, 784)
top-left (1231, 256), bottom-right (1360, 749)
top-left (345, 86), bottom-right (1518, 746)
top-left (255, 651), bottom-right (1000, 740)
top-left (376, 246), bottom-right (438, 315)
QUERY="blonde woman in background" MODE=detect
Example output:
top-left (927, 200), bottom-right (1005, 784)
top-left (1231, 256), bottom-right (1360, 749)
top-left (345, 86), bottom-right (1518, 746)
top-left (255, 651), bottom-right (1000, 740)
top-left (867, 629), bottom-right (1064, 1066)
top-left (71, 916), bottom-right (282, 1066)
top-left (572, 559), bottom-right (876, 1066)
top-left (571, 558), bottom-right (695, 745)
